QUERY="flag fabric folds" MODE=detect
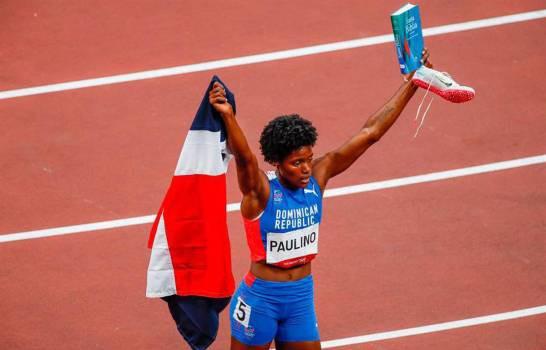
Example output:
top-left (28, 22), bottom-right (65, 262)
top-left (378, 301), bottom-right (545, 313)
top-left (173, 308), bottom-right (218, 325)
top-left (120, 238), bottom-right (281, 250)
top-left (146, 75), bottom-right (235, 299)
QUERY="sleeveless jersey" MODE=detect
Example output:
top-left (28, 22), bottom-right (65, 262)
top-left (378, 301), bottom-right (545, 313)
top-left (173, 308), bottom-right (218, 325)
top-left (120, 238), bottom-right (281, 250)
top-left (243, 172), bottom-right (322, 268)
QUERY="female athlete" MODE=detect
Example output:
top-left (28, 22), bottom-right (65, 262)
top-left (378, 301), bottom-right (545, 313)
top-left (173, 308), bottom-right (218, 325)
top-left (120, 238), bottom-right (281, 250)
top-left (209, 50), bottom-right (431, 350)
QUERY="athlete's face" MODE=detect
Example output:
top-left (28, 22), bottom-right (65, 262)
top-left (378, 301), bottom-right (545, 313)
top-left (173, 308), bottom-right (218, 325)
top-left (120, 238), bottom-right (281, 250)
top-left (276, 146), bottom-right (314, 189)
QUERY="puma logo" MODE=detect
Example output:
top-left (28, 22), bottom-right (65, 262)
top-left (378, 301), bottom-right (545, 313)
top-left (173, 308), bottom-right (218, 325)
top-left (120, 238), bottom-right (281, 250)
top-left (304, 185), bottom-right (319, 197)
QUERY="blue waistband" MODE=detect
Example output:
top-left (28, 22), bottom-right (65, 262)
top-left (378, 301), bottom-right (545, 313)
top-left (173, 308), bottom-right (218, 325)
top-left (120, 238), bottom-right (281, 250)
top-left (243, 272), bottom-right (313, 297)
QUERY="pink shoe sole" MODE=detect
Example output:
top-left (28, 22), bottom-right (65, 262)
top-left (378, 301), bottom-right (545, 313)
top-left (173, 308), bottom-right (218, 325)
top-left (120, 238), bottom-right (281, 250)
top-left (413, 78), bottom-right (475, 103)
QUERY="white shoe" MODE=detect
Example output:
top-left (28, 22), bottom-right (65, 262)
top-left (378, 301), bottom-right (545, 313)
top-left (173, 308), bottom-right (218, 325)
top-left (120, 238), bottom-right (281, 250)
top-left (412, 66), bottom-right (475, 103)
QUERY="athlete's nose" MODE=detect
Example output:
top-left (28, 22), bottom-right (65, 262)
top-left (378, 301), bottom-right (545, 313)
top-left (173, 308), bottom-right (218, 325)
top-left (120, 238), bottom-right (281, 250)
top-left (301, 161), bottom-right (311, 174)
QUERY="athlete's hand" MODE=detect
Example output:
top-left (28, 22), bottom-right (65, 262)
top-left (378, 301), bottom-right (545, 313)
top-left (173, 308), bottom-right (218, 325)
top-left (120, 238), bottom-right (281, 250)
top-left (421, 47), bottom-right (432, 68)
top-left (405, 47), bottom-right (432, 81)
top-left (209, 82), bottom-right (234, 118)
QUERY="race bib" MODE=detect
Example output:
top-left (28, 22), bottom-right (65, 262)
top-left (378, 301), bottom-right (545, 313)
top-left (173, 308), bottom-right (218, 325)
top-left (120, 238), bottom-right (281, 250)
top-left (266, 224), bottom-right (319, 264)
top-left (233, 297), bottom-right (251, 328)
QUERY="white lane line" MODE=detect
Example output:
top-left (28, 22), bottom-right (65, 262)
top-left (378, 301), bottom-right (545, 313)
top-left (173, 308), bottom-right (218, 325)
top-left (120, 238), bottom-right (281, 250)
top-left (319, 305), bottom-right (546, 348)
top-left (1, 154), bottom-right (545, 243)
top-left (0, 215), bottom-right (157, 243)
top-left (324, 154), bottom-right (546, 198)
top-left (1, 9), bottom-right (545, 100)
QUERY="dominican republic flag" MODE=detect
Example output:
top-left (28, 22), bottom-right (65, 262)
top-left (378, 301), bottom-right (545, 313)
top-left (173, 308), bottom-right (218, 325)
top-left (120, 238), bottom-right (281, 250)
top-left (146, 76), bottom-right (235, 299)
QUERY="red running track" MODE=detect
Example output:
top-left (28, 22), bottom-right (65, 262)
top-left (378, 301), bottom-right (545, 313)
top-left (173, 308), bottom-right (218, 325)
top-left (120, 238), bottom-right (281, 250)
top-left (1, 1), bottom-right (545, 349)
top-left (2, 0), bottom-right (545, 90)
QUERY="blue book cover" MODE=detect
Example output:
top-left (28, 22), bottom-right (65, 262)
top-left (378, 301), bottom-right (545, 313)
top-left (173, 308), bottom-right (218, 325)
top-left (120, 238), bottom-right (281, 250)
top-left (391, 3), bottom-right (424, 74)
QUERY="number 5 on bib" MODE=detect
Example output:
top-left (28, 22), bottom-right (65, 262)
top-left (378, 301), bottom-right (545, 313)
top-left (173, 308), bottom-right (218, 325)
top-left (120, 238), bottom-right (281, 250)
top-left (233, 297), bottom-right (251, 328)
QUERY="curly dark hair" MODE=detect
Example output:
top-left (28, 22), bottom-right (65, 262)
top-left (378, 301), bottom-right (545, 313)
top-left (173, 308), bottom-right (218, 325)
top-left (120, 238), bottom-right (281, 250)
top-left (259, 114), bottom-right (318, 164)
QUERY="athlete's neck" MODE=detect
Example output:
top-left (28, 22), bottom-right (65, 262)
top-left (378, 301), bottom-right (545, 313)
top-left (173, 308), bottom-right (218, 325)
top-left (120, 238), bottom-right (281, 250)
top-left (275, 170), bottom-right (300, 191)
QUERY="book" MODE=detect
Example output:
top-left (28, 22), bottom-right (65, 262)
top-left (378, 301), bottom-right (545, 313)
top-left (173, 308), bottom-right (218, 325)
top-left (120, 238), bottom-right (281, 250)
top-left (391, 3), bottom-right (424, 74)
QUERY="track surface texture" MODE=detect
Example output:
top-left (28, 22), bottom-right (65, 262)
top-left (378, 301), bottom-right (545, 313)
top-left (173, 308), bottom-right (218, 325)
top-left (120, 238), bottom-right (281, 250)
top-left (1, 1), bottom-right (545, 349)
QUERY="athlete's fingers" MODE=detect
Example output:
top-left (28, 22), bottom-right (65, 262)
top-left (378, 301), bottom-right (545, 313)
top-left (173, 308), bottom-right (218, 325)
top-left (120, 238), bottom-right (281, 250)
top-left (211, 87), bottom-right (226, 97)
top-left (209, 92), bottom-right (225, 105)
top-left (210, 95), bottom-right (224, 104)
top-left (212, 82), bottom-right (227, 95)
top-left (421, 48), bottom-right (432, 68)
top-left (209, 82), bottom-right (229, 108)
top-left (421, 48), bottom-right (429, 62)
top-left (210, 90), bottom-right (227, 101)
top-left (209, 90), bottom-right (227, 104)
top-left (212, 96), bottom-right (228, 104)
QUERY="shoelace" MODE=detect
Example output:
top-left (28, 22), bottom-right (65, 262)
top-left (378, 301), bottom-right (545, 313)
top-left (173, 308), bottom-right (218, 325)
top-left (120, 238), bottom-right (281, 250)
top-left (413, 72), bottom-right (435, 138)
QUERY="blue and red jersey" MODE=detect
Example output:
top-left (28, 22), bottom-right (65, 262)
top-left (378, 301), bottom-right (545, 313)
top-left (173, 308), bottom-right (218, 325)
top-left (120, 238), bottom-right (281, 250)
top-left (243, 173), bottom-right (322, 268)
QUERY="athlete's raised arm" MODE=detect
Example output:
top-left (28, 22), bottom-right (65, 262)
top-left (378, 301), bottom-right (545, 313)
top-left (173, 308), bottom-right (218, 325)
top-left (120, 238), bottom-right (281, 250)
top-left (209, 82), bottom-right (269, 219)
top-left (312, 50), bottom-right (432, 191)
